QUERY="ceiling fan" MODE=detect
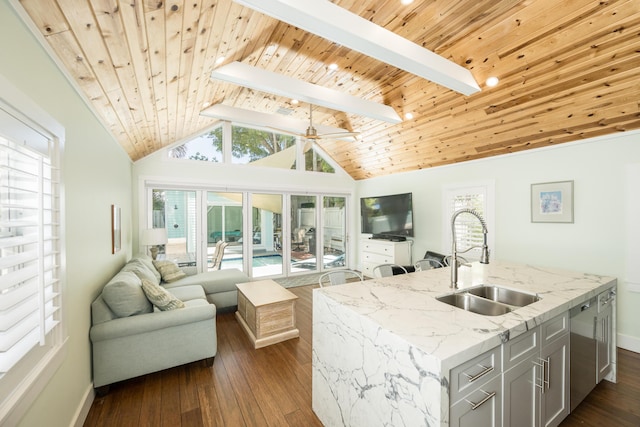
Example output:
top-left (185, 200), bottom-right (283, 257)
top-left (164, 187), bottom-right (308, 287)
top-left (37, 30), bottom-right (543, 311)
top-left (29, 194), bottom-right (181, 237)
top-left (276, 104), bottom-right (359, 141)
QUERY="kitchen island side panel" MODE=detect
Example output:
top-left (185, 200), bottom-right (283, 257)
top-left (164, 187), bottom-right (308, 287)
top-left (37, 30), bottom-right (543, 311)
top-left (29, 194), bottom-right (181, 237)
top-left (312, 290), bottom-right (447, 427)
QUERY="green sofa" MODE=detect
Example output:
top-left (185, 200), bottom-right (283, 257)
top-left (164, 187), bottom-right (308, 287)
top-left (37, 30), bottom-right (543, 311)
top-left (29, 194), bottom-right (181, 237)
top-left (89, 255), bottom-right (249, 392)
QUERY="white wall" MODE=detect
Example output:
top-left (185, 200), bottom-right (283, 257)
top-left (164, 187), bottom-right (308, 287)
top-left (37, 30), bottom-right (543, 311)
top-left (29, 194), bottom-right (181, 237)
top-left (2, 3), bottom-right (133, 426)
top-left (356, 131), bottom-right (640, 351)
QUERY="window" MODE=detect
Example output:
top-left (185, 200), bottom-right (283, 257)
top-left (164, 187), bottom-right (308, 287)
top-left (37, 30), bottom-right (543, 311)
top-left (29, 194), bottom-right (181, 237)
top-left (303, 142), bottom-right (335, 173)
top-left (231, 125), bottom-right (296, 166)
top-left (168, 122), bottom-right (336, 173)
top-left (442, 181), bottom-right (495, 261)
top-left (0, 94), bottom-right (64, 424)
top-left (168, 124), bottom-right (223, 162)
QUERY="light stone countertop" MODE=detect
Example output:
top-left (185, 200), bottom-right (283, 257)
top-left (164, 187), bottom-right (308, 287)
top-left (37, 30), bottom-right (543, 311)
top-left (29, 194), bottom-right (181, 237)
top-left (315, 260), bottom-right (616, 371)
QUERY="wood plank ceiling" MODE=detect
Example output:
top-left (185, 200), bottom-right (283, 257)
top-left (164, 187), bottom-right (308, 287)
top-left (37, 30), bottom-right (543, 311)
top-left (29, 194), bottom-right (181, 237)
top-left (15, 0), bottom-right (640, 180)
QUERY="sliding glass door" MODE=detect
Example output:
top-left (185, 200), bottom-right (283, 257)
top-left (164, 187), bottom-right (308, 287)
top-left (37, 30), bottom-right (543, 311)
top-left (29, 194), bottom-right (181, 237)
top-left (151, 189), bottom-right (197, 268)
top-left (251, 193), bottom-right (283, 278)
top-left (321, 196), bottom-right (346, 269)
top-left (206, 192), bottom-right (243, 271)
top-left (147, 186), bottom-right (349, 279)
top-left (290, 195), bottom-right (317, 273)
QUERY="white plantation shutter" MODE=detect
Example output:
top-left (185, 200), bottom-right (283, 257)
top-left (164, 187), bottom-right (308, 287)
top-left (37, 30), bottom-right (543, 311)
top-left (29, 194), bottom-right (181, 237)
top-left (0, 100), bottom-right (63, 422)
top-left (443, 183), bottom-right (494, 261)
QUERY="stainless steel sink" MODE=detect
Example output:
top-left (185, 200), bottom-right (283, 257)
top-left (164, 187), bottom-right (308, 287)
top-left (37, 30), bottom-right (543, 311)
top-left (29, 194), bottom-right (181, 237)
top-left (436, 293), bottom-right (512, 316)
top-left (436, 285), bottom-right (540, 316)
top-left (466, 285), bottom-right (540, 307)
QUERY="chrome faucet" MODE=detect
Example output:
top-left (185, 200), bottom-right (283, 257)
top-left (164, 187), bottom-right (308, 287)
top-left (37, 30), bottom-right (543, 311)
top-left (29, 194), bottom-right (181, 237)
top-left (450, 208), bottom-right (490, 288)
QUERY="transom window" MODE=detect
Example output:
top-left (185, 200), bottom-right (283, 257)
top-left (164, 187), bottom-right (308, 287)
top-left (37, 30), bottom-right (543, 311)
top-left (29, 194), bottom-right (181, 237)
top-left (168, 122), bottom-right (335, 173)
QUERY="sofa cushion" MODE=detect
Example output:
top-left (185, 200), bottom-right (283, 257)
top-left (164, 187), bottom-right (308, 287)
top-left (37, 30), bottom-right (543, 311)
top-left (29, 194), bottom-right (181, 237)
top-left (152, 260), bottom-right (187, 283)
top-left (122, 258), bottom-right (159, 285)
top-left (141, 279), bottom-right (185, 311)
top-left (102, 271), bottom-right (153, 317)
top-left (168, 284), bottom-right (206, 302)
top-left (166, 268), bottom-right (248, 295)
top-left (133, 254), bottom-right (162, 282)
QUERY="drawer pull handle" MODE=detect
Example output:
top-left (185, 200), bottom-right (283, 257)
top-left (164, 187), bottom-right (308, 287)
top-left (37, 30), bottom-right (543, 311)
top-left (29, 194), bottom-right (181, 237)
top-left (463, 364), bottom-right (493, 383)
top-left (466, 390), bottom-right (496, 410)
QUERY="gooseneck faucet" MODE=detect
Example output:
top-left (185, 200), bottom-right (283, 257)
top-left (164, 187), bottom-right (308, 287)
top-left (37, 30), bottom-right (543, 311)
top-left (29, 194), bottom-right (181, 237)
top-left (450, 209), bottom-right (490, 288)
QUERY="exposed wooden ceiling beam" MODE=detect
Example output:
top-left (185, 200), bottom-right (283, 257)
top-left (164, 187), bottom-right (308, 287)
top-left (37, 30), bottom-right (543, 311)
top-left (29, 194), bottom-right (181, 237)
top-left (233, 0), bottom-right (481, 95)
top-left (210, 61), bottom-right (402, 123)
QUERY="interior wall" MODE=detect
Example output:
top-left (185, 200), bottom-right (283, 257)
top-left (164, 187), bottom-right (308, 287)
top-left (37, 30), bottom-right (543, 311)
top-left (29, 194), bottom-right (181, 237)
top-left (356, 130), bottom-right (640, 352)
top-left (2, 4), bottom-right (133, 427)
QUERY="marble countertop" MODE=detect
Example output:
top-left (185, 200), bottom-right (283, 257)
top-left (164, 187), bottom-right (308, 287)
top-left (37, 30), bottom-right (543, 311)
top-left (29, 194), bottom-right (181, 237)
top-left (315, 260), bottom-right (616, 370)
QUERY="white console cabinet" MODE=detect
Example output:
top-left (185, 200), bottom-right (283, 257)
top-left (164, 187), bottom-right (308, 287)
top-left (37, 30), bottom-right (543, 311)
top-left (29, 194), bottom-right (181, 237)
top-left (360, 238), bottom-right (412, 277)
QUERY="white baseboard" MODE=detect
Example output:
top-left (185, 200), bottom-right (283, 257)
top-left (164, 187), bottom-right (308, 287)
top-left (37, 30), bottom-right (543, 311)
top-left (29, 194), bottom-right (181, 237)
top-left (72, 384), bottom-right (95, 427)
top-left (617, 333), bottom-right (640, 354)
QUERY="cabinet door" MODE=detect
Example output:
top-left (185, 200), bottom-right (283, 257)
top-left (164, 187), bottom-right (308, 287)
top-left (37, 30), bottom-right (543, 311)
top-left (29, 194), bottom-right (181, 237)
top-left (540, 334), bottom-right (569, 427)
top-left (503, 353), bottom-right (540, 427)
top-left (450, 375), bottom-right (502, 427)
top-left (596, 303), bottom-right (613, 382)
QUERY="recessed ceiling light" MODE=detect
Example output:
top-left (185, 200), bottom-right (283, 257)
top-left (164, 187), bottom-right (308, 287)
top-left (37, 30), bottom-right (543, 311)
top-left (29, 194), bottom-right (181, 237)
top-left (486, 76), bottom-right (499, 87)
top-left (215, 56), bottom-right (226, 65)
top-left (404, 112), bottom-right (414, 120)
top-left (401, 0), bottom-right (414, 4)
top-left (328, 63), bottom-right (338, 71)
top-left (291, 99), bottom-right (299, 105)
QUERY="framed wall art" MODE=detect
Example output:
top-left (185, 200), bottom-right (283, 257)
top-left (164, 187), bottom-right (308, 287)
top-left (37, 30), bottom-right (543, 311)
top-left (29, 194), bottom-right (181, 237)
top-left (531, 180), bottom-right (574, 223)
top-left (111, 204), bottom-right (121, 253)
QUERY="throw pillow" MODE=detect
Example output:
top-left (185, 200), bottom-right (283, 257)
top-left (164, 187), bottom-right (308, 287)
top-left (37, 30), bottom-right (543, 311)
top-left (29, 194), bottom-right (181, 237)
top-left (122, 258), bottom-right (159, 285)
top-left (152, 259), bottom-right (187, 283)
top-left (132, 254), bottom-right (162, 282)
top-left (141, 279), bottom-right (185, 311)
top-left (101, 271), bottom-right (153, 317)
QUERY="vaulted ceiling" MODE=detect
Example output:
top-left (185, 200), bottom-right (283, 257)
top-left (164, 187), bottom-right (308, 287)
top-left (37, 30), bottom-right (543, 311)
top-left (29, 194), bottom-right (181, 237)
top-left (14, 0), bottom-right (640, 180)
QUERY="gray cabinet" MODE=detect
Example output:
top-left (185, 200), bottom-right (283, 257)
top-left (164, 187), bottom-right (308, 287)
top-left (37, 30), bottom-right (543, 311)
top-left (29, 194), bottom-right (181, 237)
top-left (540, 333), bottom-right (569, 427)
top-left (501, 312), bottom-right (569, 427)
top-left (540, 311), bottom-right (570, 427)
top-left (450, 346), bottom-right (502, 427)
top-left (450, 374), bottom-right (502, 427)
top-left (503, 352), bottom-right (540, 427)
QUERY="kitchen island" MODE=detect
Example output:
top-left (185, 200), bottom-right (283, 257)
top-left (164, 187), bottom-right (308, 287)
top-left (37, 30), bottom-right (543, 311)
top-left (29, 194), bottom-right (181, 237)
top-left (312, 261), bottom-right (616, 427)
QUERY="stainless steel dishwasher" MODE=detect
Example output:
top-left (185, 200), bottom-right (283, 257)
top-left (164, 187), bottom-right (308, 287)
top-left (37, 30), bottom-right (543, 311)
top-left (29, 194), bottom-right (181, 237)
top-left (569, 297), bottom-right (597, 412)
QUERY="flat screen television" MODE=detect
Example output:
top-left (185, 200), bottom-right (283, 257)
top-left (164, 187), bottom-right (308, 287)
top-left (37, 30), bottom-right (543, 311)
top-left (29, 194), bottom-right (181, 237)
top-left (360, 192), bottom-right (413, 238)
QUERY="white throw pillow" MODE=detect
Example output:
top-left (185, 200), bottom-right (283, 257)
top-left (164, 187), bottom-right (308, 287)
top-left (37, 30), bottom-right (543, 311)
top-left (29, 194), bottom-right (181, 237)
top-left (141, 279), bottom-right (185, 311)
top-left (152, 260), bottom-right (187, 283)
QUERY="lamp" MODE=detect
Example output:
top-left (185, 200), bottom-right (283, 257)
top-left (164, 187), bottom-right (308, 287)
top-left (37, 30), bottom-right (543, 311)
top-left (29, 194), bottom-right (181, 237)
top-left (141, 228), bottom-right (167, 260)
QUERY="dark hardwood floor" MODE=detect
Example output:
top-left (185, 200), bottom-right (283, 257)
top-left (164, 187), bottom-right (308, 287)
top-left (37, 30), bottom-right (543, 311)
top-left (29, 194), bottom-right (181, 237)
top-left (560, 348), bottom-right (640, 427)
top-left (84, 284), bottom-right (639, 426)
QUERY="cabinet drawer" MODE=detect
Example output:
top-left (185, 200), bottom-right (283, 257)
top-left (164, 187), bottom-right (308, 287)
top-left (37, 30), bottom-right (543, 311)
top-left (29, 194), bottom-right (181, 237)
top-left (503, 327), bottom-right (539, 371)
top-left (362, 262), bottom-right (377, 278)
top-left (362, 251), bottom-right (394, 264)
top-left (450, 374), bottom-right (502, 427)
top-left (541, 311), bottom-right (569, 346)
top-left (362, 241), bottom-right (396, 256)
top-left (450, 346), bottom-right (501, 404)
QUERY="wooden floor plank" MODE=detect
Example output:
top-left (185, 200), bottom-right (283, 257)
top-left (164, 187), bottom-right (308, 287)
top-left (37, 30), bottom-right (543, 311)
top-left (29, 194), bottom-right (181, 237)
top-left (84, 284), bottom-right (638, 427)
top-left (160, 367), bottom-right (182, 426)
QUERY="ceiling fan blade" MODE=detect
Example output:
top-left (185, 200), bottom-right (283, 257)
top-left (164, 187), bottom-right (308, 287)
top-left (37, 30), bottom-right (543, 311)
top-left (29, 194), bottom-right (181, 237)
top-left (266, 126), bottom-right (305, 138)
top-left (318, 131), bottom-right (360, 140)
